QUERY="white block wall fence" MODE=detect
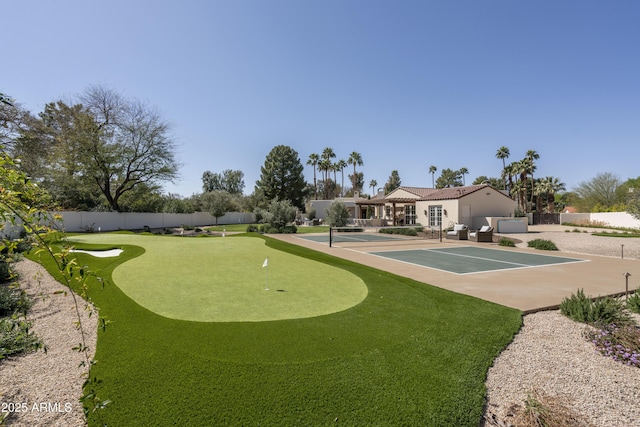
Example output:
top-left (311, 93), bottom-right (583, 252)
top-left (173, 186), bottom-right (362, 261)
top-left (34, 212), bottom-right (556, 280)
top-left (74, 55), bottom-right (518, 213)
top-left (50, 211), bottom-right (255, 232)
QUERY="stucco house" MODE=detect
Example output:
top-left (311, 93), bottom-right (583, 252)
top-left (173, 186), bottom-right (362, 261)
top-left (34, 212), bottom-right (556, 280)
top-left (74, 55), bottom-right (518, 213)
top-left (355, 184), bottom-right (523, 231)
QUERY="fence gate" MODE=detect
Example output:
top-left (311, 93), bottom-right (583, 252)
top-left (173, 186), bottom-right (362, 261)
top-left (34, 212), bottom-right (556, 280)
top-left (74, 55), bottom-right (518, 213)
top-left (533, 213), bottom-right (560, 224)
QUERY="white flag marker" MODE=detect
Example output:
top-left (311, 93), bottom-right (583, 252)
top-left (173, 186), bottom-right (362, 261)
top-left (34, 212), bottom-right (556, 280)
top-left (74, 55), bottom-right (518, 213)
top-left (263, 257), bottom-right (269, 290)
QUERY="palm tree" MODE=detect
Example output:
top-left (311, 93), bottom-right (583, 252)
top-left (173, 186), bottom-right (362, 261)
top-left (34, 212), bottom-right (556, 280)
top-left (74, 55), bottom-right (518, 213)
top-left (336, 159), bottom-right (347, 197)
top-left (517, 159), bottom-right (534, 211)
top-left (320, 147), bottom-right (336, 198)
top-left (511, 179), bottom-right (526, 212)
top-left (526, 149), bottom-right (540, 209)
top-left (369, 179), bottom-right (378, 197)
top-left (318, 158), bottom-right (332, 199)
top-left (429, 165), bottom-right (437, 187)
top-left (307, 153), bottom-right (319, 200)
top-left (502, 163), bottom-right (515, 196)
top-left (348, 152), bottom-right (364, 192)
top-left (539, 176), bottom-right (566, 213)
top-left (495, 146), bottom-right (510, 190)
top-left (459, 167), bottom-right (469, 185)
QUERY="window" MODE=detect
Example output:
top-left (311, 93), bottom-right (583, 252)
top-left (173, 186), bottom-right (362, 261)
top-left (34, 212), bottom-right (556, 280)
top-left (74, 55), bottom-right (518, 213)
top-left (429, 205), bottom-right (442, 227)
top-left (385, 205), bottom-right (391, 219)
top-left (405, 205), bottom-right (416, 225)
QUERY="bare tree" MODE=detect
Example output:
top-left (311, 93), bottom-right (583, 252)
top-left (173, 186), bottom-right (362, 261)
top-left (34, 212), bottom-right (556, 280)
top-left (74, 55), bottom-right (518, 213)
top-left (79, 86), bottom-right (180, 211)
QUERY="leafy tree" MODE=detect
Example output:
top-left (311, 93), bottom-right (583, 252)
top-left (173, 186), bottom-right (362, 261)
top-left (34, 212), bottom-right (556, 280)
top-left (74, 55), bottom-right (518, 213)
top-left (202, 169), bottom-right (245, 194)
top-left (255, 145), bottom-right (306, 210)
top-left (13, 86), bottom-right (179, 211)
top-left (348, 152), bottom-right (364, 193)
top-left (201, 190), bottom-right (234, 225)
top-left (626, 186), bottom-right (640, 221)
top-left (435, 168), bottom-right (463, 188)
top-left (15, 101), bottom-right (105, 210)
top-left (79, 86), bottom-right (180, 211)
top-left (326, 201), bottom-right (350, 227)
top-left (0, 95), bottom-right (30, 149)
top-left (384, 170), bottom-right (401, 194)
top-left (263, 198), bottom-right (297, 231)
top-left (574, 172), bottom-right (623, 212)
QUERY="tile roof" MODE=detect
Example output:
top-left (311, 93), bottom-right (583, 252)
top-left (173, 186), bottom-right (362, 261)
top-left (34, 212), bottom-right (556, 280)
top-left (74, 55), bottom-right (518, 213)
top-left (418, 185), bottom-right (487, 201)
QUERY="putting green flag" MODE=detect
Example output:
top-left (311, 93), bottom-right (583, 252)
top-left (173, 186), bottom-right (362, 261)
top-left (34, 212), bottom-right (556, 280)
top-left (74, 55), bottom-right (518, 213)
top-left (262, 257), bottom-right (268, 268)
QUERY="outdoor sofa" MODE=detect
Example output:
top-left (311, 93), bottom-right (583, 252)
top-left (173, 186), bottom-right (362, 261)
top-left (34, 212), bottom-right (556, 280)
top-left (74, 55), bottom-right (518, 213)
top-left (446, 224), bottom-right (468, 240)
top-left (469, 226), bottom-right (493, 242)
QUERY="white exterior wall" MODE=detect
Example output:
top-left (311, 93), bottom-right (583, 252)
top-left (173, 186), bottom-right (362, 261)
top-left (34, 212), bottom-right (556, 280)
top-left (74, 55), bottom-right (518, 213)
top-left (561, 212), bottom-right (640, 229)
top-left (458, 189), bottom-right (517, 229)
top-left (51, 211), bottom-right (255, 232)
top-left (309, 199), bottom-right (356, 220)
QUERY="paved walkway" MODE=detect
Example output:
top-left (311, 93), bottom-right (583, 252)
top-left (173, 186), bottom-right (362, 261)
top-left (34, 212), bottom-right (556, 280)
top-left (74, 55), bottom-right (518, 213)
top-left (271, 228), bottom-right (639, 313)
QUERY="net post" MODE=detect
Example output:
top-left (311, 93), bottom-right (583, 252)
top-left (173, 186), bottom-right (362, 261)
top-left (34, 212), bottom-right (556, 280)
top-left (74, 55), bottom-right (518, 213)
top-left (329, 226), bottom-right (333, 247)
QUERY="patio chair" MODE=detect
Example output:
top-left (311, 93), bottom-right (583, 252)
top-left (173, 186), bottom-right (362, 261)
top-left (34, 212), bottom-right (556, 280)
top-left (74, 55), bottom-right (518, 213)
top-left (446, 224), bottom-right (468, 240)
top-left (469, 226), bottom-right (493, 242)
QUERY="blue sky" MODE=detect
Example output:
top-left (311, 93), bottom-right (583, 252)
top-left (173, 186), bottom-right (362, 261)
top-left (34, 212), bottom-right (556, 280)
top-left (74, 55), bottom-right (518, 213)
top-left (4, 1), bottom-right (639, 196)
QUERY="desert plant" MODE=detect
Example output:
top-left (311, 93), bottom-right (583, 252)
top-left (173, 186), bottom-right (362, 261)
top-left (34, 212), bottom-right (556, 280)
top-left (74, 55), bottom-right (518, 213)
top-left (0, 258), bottom-right (13, 283)
top-left (0, 284), bottom-right (33, 317)
top-left (498, 237), bottom-right (516, 247)
top-left (626, 290), bottom-right (640, 314)
top-left (511, 390), bottom-right (591, 427)
top-left (0, 317), bottom-right (43, 361)
top-left (586, 323), bottom-right (640, 368)
top-left (560, 289), bottom-right (630, 325)
top-left (528, 239), bottom-right (558, 250)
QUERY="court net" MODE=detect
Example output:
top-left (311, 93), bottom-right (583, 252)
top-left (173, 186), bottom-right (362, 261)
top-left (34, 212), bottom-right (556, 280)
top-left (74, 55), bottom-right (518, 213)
top-left (329, 225), bottom-right (441, 247)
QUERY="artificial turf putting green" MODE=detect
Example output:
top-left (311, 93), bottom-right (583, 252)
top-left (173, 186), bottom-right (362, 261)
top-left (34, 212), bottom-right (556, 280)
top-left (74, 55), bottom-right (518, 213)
top-left (68, 233), bottom-right (367, 322)
top-left (33, 232), bottom-right (522, 426)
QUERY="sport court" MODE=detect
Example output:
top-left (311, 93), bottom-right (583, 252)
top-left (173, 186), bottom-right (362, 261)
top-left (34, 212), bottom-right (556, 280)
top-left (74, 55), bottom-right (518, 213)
top-left (369, 246), bottom-right (586, 274)
top-left (274, 233), bottom-right (638, 312)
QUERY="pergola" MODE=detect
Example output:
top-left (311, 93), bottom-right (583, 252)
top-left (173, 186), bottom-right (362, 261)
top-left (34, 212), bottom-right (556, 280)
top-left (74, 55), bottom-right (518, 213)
top-left (355, 196), bottom-right (418, 226)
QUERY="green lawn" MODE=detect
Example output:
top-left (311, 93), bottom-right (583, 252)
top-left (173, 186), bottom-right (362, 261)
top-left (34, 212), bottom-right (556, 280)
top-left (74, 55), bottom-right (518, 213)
top-left (33, 232), bottom-right (521, 426)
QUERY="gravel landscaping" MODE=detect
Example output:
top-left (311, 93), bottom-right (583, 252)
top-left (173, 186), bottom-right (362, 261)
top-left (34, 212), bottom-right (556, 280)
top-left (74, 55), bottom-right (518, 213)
top-left (484, 226), bottom-right (640, 426)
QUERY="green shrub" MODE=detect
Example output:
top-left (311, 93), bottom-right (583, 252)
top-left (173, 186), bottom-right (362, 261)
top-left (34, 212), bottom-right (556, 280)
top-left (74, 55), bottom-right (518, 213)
top-left (560, 289), bottom-right (630, 325)
top-left (498, 237), bottom-right (516, 247)
top-left (0, 284), bottom-right (33, 317)
top-left (259, 224), bottom-right (279, 234)
top-left (0, 258), bottom-right (13, 284)
top-left (627, 290), bottom-right (640, 314)
top-left (326, 201), bottom-right (350, 227)
top-left (379, 227), bottom-right (418, 236)
top-left (182, 224), bottom-right (195, 231)
top-left (527, 239), bottom-right (558, 250)
top-left (281, 225), bottom-right (298, 234)
top-left (0, 317), bottom-right (43, 361)
top-left (246, 225), bottom-right (259, 232)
